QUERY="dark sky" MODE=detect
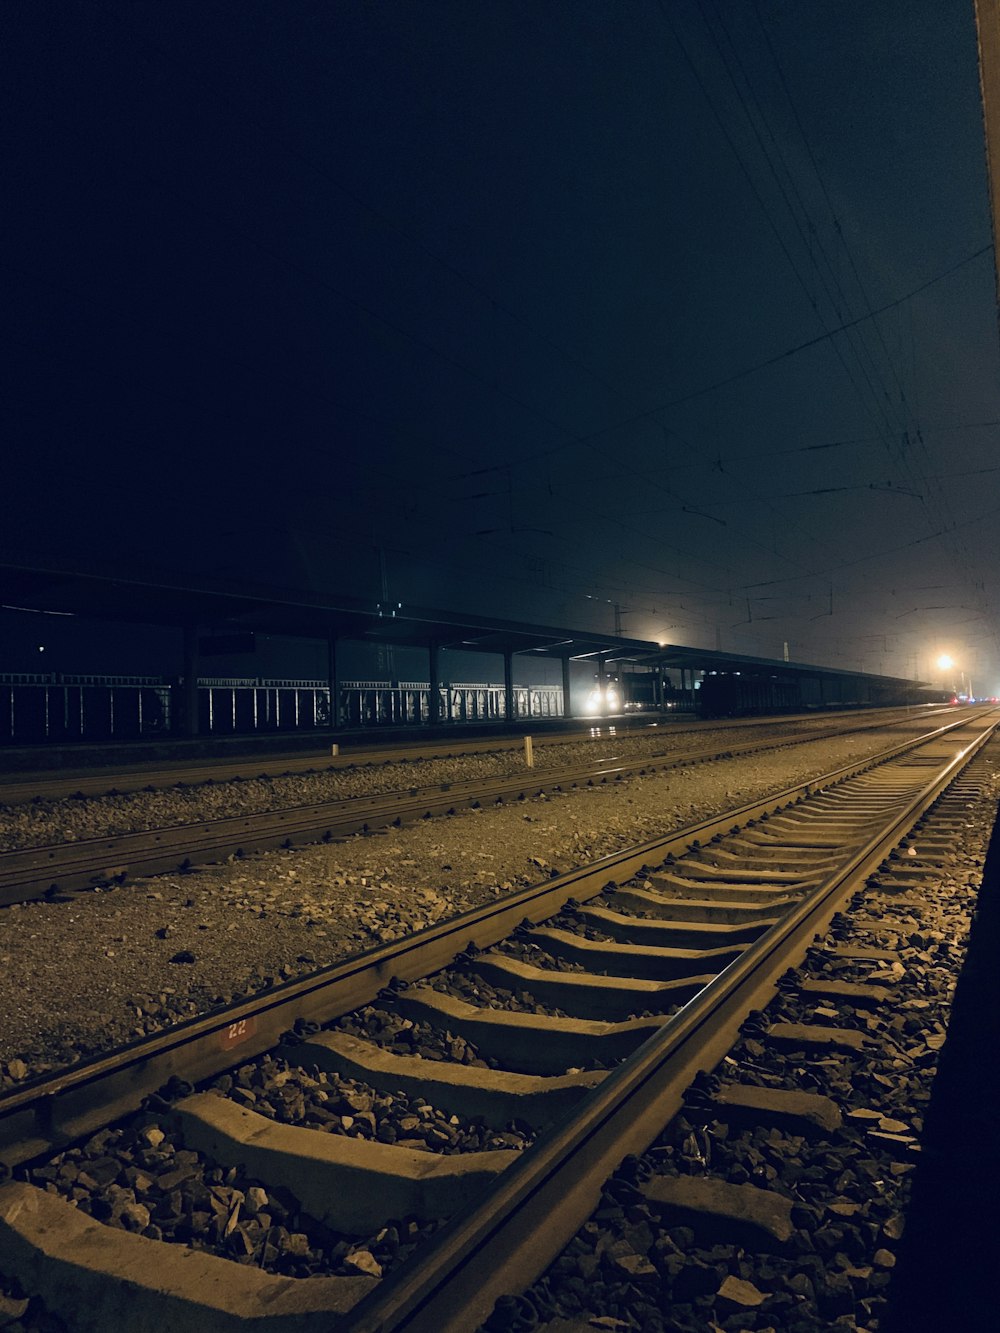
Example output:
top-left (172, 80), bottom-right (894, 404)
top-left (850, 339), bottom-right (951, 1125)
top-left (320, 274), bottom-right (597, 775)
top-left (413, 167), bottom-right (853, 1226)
top-left (4, 0), bottom-right (1000, 690)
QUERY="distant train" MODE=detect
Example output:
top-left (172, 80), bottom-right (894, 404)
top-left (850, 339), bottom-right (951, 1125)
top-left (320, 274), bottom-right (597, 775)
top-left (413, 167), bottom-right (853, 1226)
top-left (695, 671), bottom-right (952, 719)
top-left (696, 672), bottom-right (801, 719)
top-left (586, 671), bottom-right (807, 718)
top-left (583, 671), bottom-right (667, 715)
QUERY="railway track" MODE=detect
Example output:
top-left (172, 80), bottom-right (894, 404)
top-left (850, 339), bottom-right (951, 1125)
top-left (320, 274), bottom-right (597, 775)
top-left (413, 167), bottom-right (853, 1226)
top-left (0, 708), bottom-right (945, 806)
top-left (0, 723), bottom-right (640, 806)
top-left (0, 707), bottom-right (963, 906)
top-left (0, 709), bottom-right (995, 1330)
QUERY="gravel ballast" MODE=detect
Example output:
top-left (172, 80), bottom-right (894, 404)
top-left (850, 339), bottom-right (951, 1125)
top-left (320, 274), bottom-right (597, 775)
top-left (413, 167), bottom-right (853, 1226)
top-left (27, 1111), bottom-right (440, 1281)
top-left (0, 726), bottom-right (931, 1087)
top-left (0, 721), bottom-right (879, 852)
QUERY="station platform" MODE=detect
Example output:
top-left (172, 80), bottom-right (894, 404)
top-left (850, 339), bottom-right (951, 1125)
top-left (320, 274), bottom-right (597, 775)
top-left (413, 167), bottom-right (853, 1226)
top-left (884, 800), bottom-right (1000, 1329)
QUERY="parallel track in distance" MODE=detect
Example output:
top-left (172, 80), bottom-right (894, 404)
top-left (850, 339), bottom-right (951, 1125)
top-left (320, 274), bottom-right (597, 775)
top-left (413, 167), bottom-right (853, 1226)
top-left (0, 708), bottom-right (965, 905)
top-left (0, 706), bottom-right (954, 805)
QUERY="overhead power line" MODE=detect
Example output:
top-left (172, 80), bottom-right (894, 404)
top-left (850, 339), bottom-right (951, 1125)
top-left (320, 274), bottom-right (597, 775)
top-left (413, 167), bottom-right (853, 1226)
top-left (502, 243), bottom-right (991, 469)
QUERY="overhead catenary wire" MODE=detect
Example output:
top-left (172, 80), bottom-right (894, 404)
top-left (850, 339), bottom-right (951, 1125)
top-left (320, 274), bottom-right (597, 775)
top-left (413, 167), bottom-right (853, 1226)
top-left (698, 0), bottom-right (909, 454)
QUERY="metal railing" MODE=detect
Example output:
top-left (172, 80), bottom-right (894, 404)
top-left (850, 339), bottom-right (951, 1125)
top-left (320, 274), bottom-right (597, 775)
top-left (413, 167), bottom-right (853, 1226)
top-left (0, 676), bottom-right (567, 744)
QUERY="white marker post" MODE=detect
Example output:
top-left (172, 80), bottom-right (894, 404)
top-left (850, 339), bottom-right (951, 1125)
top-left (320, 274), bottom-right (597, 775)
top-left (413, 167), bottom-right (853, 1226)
top-left (524, 735), bottom-right (534, 767)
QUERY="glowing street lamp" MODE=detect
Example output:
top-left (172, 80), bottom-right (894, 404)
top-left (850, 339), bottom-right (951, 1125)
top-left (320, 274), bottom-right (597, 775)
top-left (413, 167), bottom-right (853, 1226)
top-left (935, 654), bottom-right (974, 699)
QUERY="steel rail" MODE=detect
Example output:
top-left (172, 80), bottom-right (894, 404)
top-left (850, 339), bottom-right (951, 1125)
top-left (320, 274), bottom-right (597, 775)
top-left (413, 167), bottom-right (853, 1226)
top-left (341, 713), bottom-right (999, 1333)
top-left (0, 709), bottom-right (957, 906)
top-left (0, 710), bottom-right (980, 1170)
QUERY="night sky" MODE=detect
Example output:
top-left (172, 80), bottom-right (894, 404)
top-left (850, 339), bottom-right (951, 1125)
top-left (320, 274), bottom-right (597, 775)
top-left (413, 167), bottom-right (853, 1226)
top-left (4, 1), bottom-right (1000, 690)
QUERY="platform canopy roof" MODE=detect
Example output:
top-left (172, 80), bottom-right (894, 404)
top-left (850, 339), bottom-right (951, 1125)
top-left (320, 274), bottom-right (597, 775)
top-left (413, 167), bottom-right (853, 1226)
top-left (0, 560), bottom-right (657, 662)
top-left (1, 560), bottom-right (929, 688)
